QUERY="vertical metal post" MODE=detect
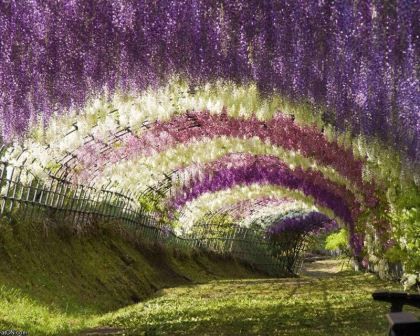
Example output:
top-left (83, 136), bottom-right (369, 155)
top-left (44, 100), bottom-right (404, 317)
top-left (9, 166), bottom-right (23, 213)
top-left (1, 166), bottom-right (14, 215)
top-left (98, 190), bottom-right (109, 219)
top-left (0, 163), bottom-right (7, 216)
top-left (68, 185), bottom-right (80, 225)
top-left (79, 186), bottom-right (91, 225)
top-left (91, 187), bottom-right (102, 219)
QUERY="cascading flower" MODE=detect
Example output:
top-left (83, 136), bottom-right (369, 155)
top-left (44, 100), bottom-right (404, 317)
top-left (169, 153), bottom-right (357, 225)
top-left (267, 211), bottom-right (338, 236)
top-left (0, 0), bottom-right (418, 282)
top-left (73, 110), bottom-right (366, 188)
top-left (1, 1), bottom-right (418, 164)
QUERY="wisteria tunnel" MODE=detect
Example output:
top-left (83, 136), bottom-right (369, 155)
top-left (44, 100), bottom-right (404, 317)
top-left (0, 1), bottom-right (419, 335)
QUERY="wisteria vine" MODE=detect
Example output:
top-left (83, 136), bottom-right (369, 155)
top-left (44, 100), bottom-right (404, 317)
top-left (170, 154), bottom-right (356, 225)
top-left (267, 211), bottom-right (338, 236)
top-left (1, 0), bottom-right (418, 162)
top-left (0, 0), bottom-right (418, 284)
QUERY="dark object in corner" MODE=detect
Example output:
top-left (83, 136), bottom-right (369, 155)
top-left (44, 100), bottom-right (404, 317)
top-left (372, 291), bottom-right (420, 336)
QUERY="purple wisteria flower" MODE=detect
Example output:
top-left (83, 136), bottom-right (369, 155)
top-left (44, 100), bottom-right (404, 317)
top-left (170, 153), bottom-right (359, 225)
top-left (267, 211), bottom-right (338, 236)
top-left (0, 1), bottom-right (418, 163)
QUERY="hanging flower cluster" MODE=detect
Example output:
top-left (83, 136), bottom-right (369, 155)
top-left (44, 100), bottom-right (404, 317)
top-left (0, 80), bottom-right (410, 209)
top-left (239, 204), bottom-right (310, 229)
top-left (74, 110), bottom-right (365, 187)
top-left (194, 198), bottom-right (312, 233)
top-left (0, 1), bottom-right (418, 282)
top-left (91, 135), bottom-right (367, 203)
top-left (170, 153), bottom-right (356, 225)
top-left (168, 153), bottom-right (371, 253)
top-left (175, 183), bottom-right (338, 234)
top-left (267, 211), bottom-right (338, 236)
top-left (0, 73), bottom-right (408, 269)
top-left (1, 1), bottom-right (418, 165)
top-left (218, 197), bottom-right (302, 221)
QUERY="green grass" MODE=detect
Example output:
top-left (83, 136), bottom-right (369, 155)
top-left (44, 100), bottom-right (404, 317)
top-left (95, 268), bottom-right (420, 336)
top-left (1, 215), bottom-right (419, 335)
top-left (0, 215), bottom-right (262, 335)
top-left (0, 285), bottom-right (89, 334)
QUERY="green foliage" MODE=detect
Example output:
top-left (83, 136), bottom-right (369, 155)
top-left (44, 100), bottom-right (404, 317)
top-left (138, 194), bottom-right (161, 213)
top-left (385, 245), bottom-right (406, 263)
top-left (325, 229), bottom-right (349, 252)
top-left (204, 212), bottom-right (235, 227)
top-left (138, 194), bottom-right (175, 226)
top-left (306, 232), bottom-right (328, 253)
top-left (192, 212), bottom-right (236, 237)
top-left (389, 206), bottom-right (420, 274)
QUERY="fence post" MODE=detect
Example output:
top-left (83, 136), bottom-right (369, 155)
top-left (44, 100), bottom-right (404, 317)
top-left (44, 179), bottom-right (54, 209)
top-left (79, 186), bottom-right (93, 226)
top-left (9, 166), bottom-right (23, 213)
top-left (59, 183), bottom-right (72, 221)
top-left (0, 163), bottom-right (7, 216)
top-left (89, 187), bottom-right (101, 221)
top-left (1, 166), bottom-right (14, 215)
top-left (68, 184), bottom-right (80, 225)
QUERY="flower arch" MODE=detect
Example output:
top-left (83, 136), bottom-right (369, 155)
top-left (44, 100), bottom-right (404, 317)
top-left (0, 1), bottom-right (418, 279)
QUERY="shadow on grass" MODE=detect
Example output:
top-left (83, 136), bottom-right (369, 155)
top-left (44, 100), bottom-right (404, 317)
top-left (94, 269), bottom-right (397, 336)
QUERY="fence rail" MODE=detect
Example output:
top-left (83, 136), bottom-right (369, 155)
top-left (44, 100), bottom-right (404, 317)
top-left (0, 161), bottom-right (307, 276)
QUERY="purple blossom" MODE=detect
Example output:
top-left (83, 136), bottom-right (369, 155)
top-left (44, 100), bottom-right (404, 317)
top-left (267, 211), bottom-right (337, 236)
top-left (0, 0), bottom-right (418, 162)
top-left (169, 153), bottom-right (356, 225)
top-left (75, 111), bottom-right (371, 197)
top-left (218, 197), bottom-right (296, 220)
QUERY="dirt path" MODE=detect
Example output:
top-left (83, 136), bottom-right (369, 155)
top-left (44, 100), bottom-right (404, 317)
top-left (301, 258), bottom-right (350, 278)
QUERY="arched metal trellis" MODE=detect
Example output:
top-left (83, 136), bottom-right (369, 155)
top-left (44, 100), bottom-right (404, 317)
top-left (0, 158), bottom-right (310, 276)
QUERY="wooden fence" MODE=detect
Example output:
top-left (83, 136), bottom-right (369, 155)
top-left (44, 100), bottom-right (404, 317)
top-left (0, 160), bottom-right (307, 276)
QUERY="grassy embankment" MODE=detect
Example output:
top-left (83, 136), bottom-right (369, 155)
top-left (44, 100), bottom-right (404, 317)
top-left (0, 214), bottom-right (262, 335)
top-left (1, 214), bottom-right (418, 336)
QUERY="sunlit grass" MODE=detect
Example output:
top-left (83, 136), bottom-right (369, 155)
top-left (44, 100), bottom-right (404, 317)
top-left (1, 216), bottom-right (417, 336)
top-left (0, 285), bottom-right (96, 335)
top-left (2, 258), bottom-right (419, 335)
top-left (95, 268), bottom-right (419, 336)
top-left (0, 217), bottom-right (264, 335)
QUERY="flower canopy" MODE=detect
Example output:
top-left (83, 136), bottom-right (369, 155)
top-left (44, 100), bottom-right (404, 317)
top-left (0, 1), bottom-right (418, 276)
top-left (267, 211), bottom-right (338, 236)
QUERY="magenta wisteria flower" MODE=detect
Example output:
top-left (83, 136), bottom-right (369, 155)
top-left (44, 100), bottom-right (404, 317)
top-left (74, 111), bottom-right (367, 187)
top-left (169, 153), bottom-right (357, 224)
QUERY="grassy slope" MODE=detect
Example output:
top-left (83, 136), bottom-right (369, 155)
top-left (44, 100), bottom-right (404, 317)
top-left (0, 216), bottom-right (262, 335)
top-left (1, 215), bottom-right (418, 336)
top-left (95, 262), bottom-right (420, 336)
